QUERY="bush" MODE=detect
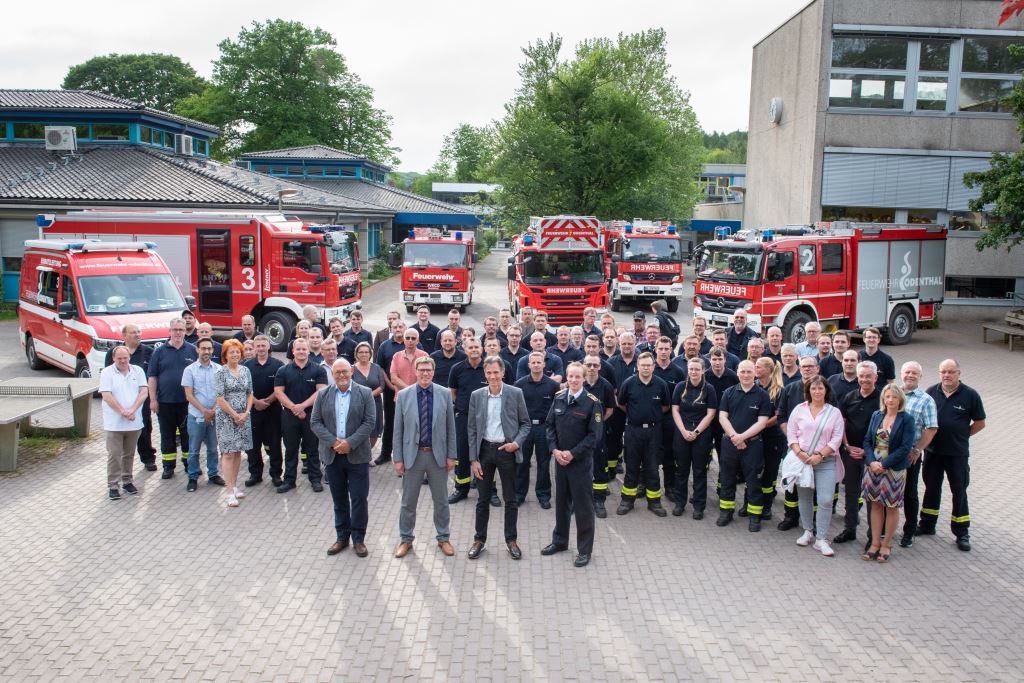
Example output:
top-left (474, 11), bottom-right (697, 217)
top-left (476, 228), bottom-right (498, 259)
top-left (367, 258), bottom-right (394, 280)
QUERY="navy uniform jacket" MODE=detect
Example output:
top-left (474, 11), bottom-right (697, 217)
top-left (545, 388), bottom-right (602, 460)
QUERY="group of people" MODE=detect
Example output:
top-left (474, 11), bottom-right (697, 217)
top-left (98, 301), bottom-right (985, 566)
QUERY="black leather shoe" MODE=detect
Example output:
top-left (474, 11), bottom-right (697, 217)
top-left (108, 488), bottom-right (121, 500)
top-left (594, 498), bottom-right (607, 519)
top-left (541, 543), bottom-right (568, 556)
top-left (373, 454), bottom-right (392, 467)
top-left (574, 553), bottom-right (591, 567)
top-left (760, 509), bottom-right (773, 521)
top-left (448, 489), bottom-right (469, 504)
top-left (648, 501), bottom-right (668, 518)
top-left (468, 541), bottom-right (485, 560)
top-left (311, 481), bottom-right (324, 493)
top-left (186, 479), bottom-right (198, 493)
top-left (208, 475), bottom-right (226, 486)
top-left (161, 468), bottom-right (174, 480)
top-left (737, 503), bottom-right (749, 518)
top-left (539, 499), bottom-right (551, 510)
top-left (122, 483), bottom-right (138, 495)
top-left (833, 528), bottom-right (857, 544)
top-left (692, 509), bottom-right (704, 521)
top-left (956, 535), bottom-right (971, 552)
top-left (616, 499), bottom-right (634, 515)
top-left (271, 477), bottom-right (283, 487)
top-left (490, 492), bottom-right (502, 507)
top-left (244, 477), bottom-right (263, 487)
top-left (899, 534), bottom-right (914, 548)
top-left (144, 463), bottom-right (158, 472)
top-left (672, 502), bottom-right (686, 517)
top-left (276, 482), bottom-right (296, 494)
top-left (665, 489), bottom-right (679, 504)
top-left (777, 516), bottom-right (799, 531)
top-left (716, 510), bottom-right (733, 527)
top-left (748, 516), bottom-right (762, 532)
top-left (506, 540), bottom-right (522, 560)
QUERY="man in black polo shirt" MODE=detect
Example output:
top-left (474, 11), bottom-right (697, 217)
top-left (147, 317), bottom-right (197, 478)
top-left (583, 335), bottom-right (616, 387)
top-left (181, 310), bottom-right (199, 346)
top-left (726, 308), bottom-right (759, 359)
top-left (483, 338), bottom-right (515, 384)
top-left (919, 358), bottom-right (986, 551)
top-left (816, 334), bottom-right (842, 379)
top-left (828, 350), bottom-right (860, 403)
top-left (859, 327), bottom-right (895, 385)
top-left (616, 353), bottom-right (670, 517)
top-left (833, 360), bottom-right (882, 545)
top-left (273, 339), bottom-right (328, 493)
top-left (706, 329), bottom-right (741, 372)
top-left (533, 312), bottom-right (558, 349)
top-left (344, 310), bottom-right (373, 348)
top-left (692, 316), bottom-right (713, 356)
top-left (515, 352), bottom-right (561, 509)
top-left (500, 326), bottom-right (528, 372)
top-left (764, 326), bottom-right (784, 364)
top-left (550, 326), bottom-right (583, 370)
top-left (375, 319), bottom-right (408, 466)
top-left (652, 337), bottom-right (685, 503)
top-left (412, 305), bottom-right (440, 354)
top-left (448, 338), bottom-right (489, 504)
top-left (231, 314), bottom-right (260, 343)
top-left (243, 335), bottom-right (284, 487)
top-left (704, 348), bottom-right (739, 464)
top-left (515, 332), bottom-right (564, 382)
top-left (583, 354), bottom-right (616, 518)
top-left (606, 331), bottom-right (638, 477)
top-left (104, 323), bottom-right (156, 470)
top-left (429, 330), bottom-right (465, 389)
top-left (478, 316), bottom-right (506, 350)
top-left (716, 360), bottom-right (771, 531)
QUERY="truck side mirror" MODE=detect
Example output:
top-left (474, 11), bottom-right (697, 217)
top-left (185, 295), bottom-right (196, 310)
top-left (610, 262), bottom-right (619, 279)
top-left (507, 262), bottom-right (516, 281)
top-left (58, 301), bottom-right (75, 320)
top-left (611, 254), bottom-right (621, 263)
top-left (472, 252), bottom-right (478, 264)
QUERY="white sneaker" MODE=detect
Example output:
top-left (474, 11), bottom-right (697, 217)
top-left (227, 494), bottom-right (239, 507)
top-left (234, 488), bottom-right (246, 499)
top-left (813, 539), bottom-right (835, 557)
top-left (796, 530), bottom-right (815, 546)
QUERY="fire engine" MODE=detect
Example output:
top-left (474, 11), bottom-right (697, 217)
top-left (40, 210), bottom-right (360, 351)
top-left (604, 219), bottom-right (684, 312)
top-left (399, 228), bottom-right (475, 313)
top-left (693, 222), bottom-right (947, 346)
top-left (507, 216), bottom-right (608, 325)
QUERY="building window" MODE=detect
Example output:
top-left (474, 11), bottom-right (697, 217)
top-left (306, 166), bottom-right (323, 176)
top-left (949, 210), bottom-right (990, 231)
top-left (286, 166), bottom-right (303, 175)
top-left (821, 206), bottom-right (896, 223)
top-left (12, 123), bottom-right (45, 139)
top-left (945, 276), bottom-right (1017, 299)
top-left (92, 124), bottom-right (129, 141)
top-left (0, 121), bottom-right (6, 139)
top-left (907, 209), bottom-right (938, 224)
top-left (254, 164), bottom-right (270, 174)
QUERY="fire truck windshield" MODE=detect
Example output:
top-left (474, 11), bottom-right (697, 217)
top-left (698, 245), bottom-right (763, 283)
top-left (522, 252), bottom-right (604, 285)
top-left (404, 242), bottom-right (466, 268)
top-left (77, 273), bottom-right (186, 314)
top-left (327, 237), bottom-right (357, 274)
top-left (622, 237), bottom-right (680, 263)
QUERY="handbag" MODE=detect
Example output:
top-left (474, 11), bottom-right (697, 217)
top-left (779, 404), bottom-right (834, 492)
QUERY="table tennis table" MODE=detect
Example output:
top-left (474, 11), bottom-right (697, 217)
top-left (0, 377), bottom-right (99, 472)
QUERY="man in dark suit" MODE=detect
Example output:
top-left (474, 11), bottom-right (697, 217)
top-left (392, 356), bottom-right (458, 558)
top-left (311, 359), bottom-right (377, 558)
top-left (467, 356), bottom-right (531, 560)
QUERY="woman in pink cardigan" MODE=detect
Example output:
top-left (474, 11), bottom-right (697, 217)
top-left (786, 376), bottom-right (846, 557)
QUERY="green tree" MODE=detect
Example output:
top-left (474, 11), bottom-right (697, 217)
top-left (175, 19), bottom-right (399, 164)
top-left (703, 130), bottom-right (747, 164)
top-left (437, 124), bottom-right (496, 182)
top-left (489, 29), bottom-right (704, 225)
top-left (61, 53), bottom-right (208, 112)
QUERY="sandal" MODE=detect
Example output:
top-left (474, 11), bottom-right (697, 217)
top-left (877, 545), bottom-right (892, 563)
top-left (862, 545), bottom-right (880, 561)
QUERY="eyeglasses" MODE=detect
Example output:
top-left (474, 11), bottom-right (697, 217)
top-left (584, 363), bottom-right (600, 368)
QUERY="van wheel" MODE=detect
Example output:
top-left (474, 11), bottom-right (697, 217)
top-left (883, 305), bottom-right (915, 346)
top-left (25, 336), bottom-right (49, 370)
top-left (667, 298), bottom-right (679, 313)
top-left (781, 310), bottom-right (813, 345)
top-left (259, 311), bottom-right (296, 352)
top-left (74, 358), bottom-right (92, 379)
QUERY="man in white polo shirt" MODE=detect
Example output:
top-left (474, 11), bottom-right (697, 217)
top-left (99, 345), bottom-right (150, 500)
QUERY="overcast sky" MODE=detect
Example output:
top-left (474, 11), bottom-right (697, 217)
top-left (3, 0), bottom-right (810, 171)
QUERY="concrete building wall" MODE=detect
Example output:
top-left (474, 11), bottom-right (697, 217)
top-left (945, 233), bottom-right (1024, 279)
top-left (692, 201), bottom-right (743, 222)
top-left (745, 0), bottom-right (827, 230)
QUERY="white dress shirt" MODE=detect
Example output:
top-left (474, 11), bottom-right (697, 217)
top-left (485, 387), bottom-right (504, 442)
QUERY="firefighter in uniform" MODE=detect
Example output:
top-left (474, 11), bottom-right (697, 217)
top-left (583, 354), bottom-right (616, 518)
top-left (652, 337), bottom-right (685, 503)
top-left (242, 335), bottom-right (284, 487)
top-left (671, 357), bottom-right (718, 519)
top-left (919, 359), bottom-right (986, 552)
top-left (448, 338), bottom-right (489, 504)
top-left (542, 362), bottom-right (601, 567)
top-left (514, 352), bottom-right (560, 508)
top-left (147, 317), bottom-right (197, 478)
top-left (716, 360), bottom-right (771, 531)
top-left (615, 353), bottom-right (670, 517)
top-left (606, 332), bottom-right (638, 477)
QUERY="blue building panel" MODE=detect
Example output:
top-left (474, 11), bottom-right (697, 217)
top-left (687, 219), bottom-right (742, 233)
top-left (394, 212), bottom-right (479, 226)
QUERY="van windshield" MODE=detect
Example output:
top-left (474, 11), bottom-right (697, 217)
top-left (404, 243), bottom-right (467, 268)
top-left (621, 237), bottom-right (680, 263)
top-left (78, 273), bottom-right (186, 314)
top-left (697, 245), bottom-right (763, 283)
top-left (522, 252), bottom-right (605, 284)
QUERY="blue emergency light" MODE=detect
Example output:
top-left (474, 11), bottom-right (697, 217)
top-left (624, 224), bottom-right (633, 234)
top-left (408, 229), bottom-right (416, 239)
top-left (523, 235), bottom-right (535, 246)
top-left (667, 225), bottom-right (677, 235)
top-left (455, 231), bottom-right (463, 240)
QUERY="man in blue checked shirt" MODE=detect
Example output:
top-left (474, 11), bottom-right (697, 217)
top-left (898, 360), bottom-right (938, 549)
top-left (182, 338), bottom-right (224, 491)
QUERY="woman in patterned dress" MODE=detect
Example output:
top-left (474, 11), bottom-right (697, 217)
top-left (215, 340), bottom-right (253, 508)
top-left (862, 384), bottom-right (915, 563)
top-left (351, 342), bottom-right (384, 449)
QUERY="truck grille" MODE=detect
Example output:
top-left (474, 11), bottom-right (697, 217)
top-left (537, 286), bottom-right (605, 324)
top-left (697, 294), bottom-right (750, 313)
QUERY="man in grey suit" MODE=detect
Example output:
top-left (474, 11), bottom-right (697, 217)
top-left (392, 356), bottom-right (458, 558)
top-left (467, 356), bottom-right (532, 560)
top-left (311, 359), bottom-right (377, 558)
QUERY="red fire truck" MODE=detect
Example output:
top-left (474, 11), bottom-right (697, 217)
top-left (399, 228), bottom-right (475, 313)
top-left (604, 219), bottom-right (684, 312)
top-left (507, 215), bottom-right (608, 325)
top-left (693, 222), bottom-right (947, 345)
top-left (41, 210), bottom-right (361, 350)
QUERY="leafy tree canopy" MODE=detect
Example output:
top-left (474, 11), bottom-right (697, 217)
top-left (61, 53), bottom-right (208, 112)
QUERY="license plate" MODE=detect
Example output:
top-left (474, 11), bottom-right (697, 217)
top-left (712, 315), bottom-right (728, 324)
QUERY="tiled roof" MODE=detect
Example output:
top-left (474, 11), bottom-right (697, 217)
top-left (0, 89), bottom-right (219, 134)
top-left (239, 145), bottom-right (366, 160)
top-left (296, 178), bottom-right (477, 216)
top-left (0, 143), bottom-right (393, 214)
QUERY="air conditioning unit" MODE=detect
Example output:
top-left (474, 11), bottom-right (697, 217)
top-left (44, 126), bottom-right (77, 152)
top-left (174, 134), bottom-right (194, 156)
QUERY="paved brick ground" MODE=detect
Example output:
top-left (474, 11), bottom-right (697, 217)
top-left (2, 256), bottom-right (1023, 680)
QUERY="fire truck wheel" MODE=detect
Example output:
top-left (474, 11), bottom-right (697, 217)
top-left (610, 297), bottom-right (621, 312)
top-left (458, 305), bottom-right (467, 314)
top-left (883, 305), bottom-right (915, 346)
top-left (667, 298), bottom-right (679, 313)
top-left (25, 336), bottom-right (49, 370)
top-left (259, 311), bottom-right (296, 353)
top-left (406, 305), bottom-right (415, 314)
top-left (781, 310), bottom-right (813, 345)
top-left (74, 357), bottom-right (91, 379)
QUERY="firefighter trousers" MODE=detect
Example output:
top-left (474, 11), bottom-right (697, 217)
top-left (839, 449), bottom-right (865, 531)
top-left (902, 455), bottom-right (924, 536)
top-left (605, 410), bottom-right (625, 472)
top-left (553, 455), bottom-right (595, 556)
top-left (674, 429), bottom-right (713, 511)
top-left (920, 452), bottom-right (971, 537)
top-left (592, 425), bottom-right (609, 500)
top-left (515, 424), bottom-right (551, 504)
top-left (156, 401), bottom-right (189, 470)
top-left (453, 412), bottom-right (472, 492)
top-left (380, 387), bottom-right (396, 459)
top-left (247, 405), bottom-right (282, 481)
top-left (282, 412), bottom-right (320, 485)
top-left (718, 437), bottom-right (764, 515)
top-left (756, 434), bottom-right (787, 511)
top-left (621, 425), bottom-right (662, 501)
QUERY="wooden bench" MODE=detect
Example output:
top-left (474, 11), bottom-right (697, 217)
top-left (0, 377), bottom-right (99, 472)
top-left (981, 309), bottom-right (1024, 352)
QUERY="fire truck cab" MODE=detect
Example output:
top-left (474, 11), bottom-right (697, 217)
top-left (507, 216), bottom-right (608, 325)
top-left (604, 219), bottom-right (685, 312)
top-left (40, 210), bottom-right (360, 351)
top-left (693, 222), bottom-right (947, 346)
top-left (399, 228), bottom-right (475, 313)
